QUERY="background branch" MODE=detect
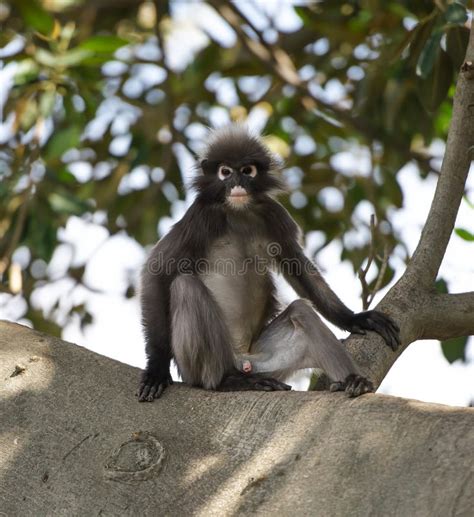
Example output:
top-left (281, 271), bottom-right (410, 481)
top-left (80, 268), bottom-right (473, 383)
top-left (208, 0), bottom-right (438, 170)
top-left (405, 25), bottom-right (474, 287)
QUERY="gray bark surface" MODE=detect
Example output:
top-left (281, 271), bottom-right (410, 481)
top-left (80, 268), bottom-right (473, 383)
top-left (1, 320), bottom-right (473, 517)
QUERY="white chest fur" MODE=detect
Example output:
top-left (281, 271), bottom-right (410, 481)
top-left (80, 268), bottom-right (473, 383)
top-left (199, 234), bottom-right (273, 354)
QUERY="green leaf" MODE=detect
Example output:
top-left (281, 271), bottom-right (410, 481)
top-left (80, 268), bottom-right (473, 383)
top-left (45, 126), bottom-right (82, 159)
top-left (434, 100), bottom-right (452, 136)
top-left (17, 0), bottom-right (54, 35)
top-left (446, 27), bottom-right (470, 70)
top-left (55, 168), bottom-right (77, 184)
top-left (463, 195), bottom-right (474, 210)
top-left (293, 6), bottom-right (312, 25)
top-left (39, 89), bottom-right (56, 118)
top-left (435, 278), bottom-right (449, 294)
top-left (417, 48), bottom-right (453, 112)
top-left (79, 35), bottom-right (128, 54)
top-left (24, 210), bottom-right (57, 262)
top-left (48, 192), bottom-right (91, 215)
top-left (444, 3), bottom-right (468, 25)
top-left (406, 16), bottom-right (438, 68)
top-left (416, 31), bottom-right (443, 79)
top-left (19, 98), bottom-right (38, 131)
top-left (13, 59), bottom-right (40, 86)
top-left (35, 48), bottom-right (93, 68)
top-left (455, 228), bottom-right (474, 241)
top-left (441, 336), bottom-right (468, 364)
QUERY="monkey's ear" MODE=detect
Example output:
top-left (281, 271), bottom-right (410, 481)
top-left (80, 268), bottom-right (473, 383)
top-left (200, 159), bottom-right (212, 175)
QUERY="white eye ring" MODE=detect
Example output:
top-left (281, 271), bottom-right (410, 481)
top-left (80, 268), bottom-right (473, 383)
top-left (241, 164), bottom-right (257, 178)
top-left (218, 165), bottom-right (233, 181)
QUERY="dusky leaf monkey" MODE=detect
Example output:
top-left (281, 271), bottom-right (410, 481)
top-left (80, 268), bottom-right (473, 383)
top-left (137, 125), bottom-right (400, 401)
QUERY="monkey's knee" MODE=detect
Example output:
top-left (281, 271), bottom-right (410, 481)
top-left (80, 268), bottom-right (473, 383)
top-left (287, 298), bottom-right (314, 314)
top-left (286, 299), bottom-right (320, 328)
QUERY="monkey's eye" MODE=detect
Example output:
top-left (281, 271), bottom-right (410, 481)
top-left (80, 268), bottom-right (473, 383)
top-left (241, 165), bottom-right (257, 178)
top-left (218, 165), bottom-right (233, 181)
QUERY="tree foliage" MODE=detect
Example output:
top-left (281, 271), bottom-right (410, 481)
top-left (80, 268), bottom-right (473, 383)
top-left (0, 0), bottom-right (471, 361)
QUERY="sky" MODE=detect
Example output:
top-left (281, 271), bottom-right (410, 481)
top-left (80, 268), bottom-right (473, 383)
top-left (0, 1), bottom-right (473, 406)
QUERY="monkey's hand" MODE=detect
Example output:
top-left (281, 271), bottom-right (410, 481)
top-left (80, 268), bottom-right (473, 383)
top-left (350, 310), bottom-right (400, 351)
top-left (137, 367), bottom-right (173, 402)
top-left (330, 374), bottom-right (374, 398)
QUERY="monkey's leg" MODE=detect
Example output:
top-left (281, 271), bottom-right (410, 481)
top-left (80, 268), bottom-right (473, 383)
top-left (170, 275), bottom-right (236, 389)
top-left (239, 299), bottom-right (373, 397)
top-left (171, 275), bottom-right (289, 392)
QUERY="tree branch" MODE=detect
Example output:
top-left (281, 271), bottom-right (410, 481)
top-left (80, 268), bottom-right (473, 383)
top-left (405, 23), bottom-right (474, 287)
top-left (417, 291), bottom-right (474, 341)
top-left (1, 320), bottom-right (474, 516)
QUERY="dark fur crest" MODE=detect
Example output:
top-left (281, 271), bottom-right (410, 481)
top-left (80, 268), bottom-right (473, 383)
top-left (201, 124), bottom-right (279, 169)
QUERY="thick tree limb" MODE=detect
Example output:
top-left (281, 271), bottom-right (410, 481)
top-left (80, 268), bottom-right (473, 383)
top-left (417, 292), bottom-right (474, 341)
top-left (1, 321), bottom-right (473, 516)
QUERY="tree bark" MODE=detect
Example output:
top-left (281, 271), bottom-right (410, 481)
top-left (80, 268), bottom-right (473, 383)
top-left (1, 320), bottom-right (473, 517)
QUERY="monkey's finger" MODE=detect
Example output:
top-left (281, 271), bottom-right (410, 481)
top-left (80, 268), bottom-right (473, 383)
top-left (138, 384), bottom-right (152, 402)
top-left (353, 380), bottom-right (366, 397)
top-left (350, 326), bottom-right (367, 336)
top-left (345, 377), bottom-right (358, 396)
top-left (350, 377), bottom-right (374, 397)
top-left (145, 384), bottom-right (159, 401)
top-left (135, 383), bottom-right (145, 397)
top-left (369, 313), bottom-right (401, 350)
top-left (365, 317), bottom-right (398, 351)
top-left (258, 378), bottom-right (291, 391)
top-left (375, 323), bottom-right (400, 351)
top-left (329, 381), bottom-right (345, 392)
top-left (271, 380), bottom-right (291, 390)
top-left (257, 384), bottom-right (274, 391)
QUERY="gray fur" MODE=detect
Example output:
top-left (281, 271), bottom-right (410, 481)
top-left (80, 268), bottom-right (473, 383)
top-left (170, 275), bottom-right (235, 389)
top-left (243, 299), bottom-right (359, 382)
top-left (170, 210), bottom-right (359, 387)
top-left (198, 228), bottom-right (276, 355)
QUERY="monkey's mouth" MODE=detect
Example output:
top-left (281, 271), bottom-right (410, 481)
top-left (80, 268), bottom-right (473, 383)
top-left (228, 187), bottom-right (250, 207)
top-left (229, 186), bottom-right (249, 199)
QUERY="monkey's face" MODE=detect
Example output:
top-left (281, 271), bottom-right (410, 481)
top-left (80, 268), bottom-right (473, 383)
top-left (194, 126), bottom-right (284, 208)
top-left (217, 162), bottom-right (258, 208)
top-left (198, 159), bottom-right (275, 209)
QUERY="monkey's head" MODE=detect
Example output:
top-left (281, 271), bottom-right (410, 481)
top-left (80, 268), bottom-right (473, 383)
top-left (194, 125), bottom-right (284, 208)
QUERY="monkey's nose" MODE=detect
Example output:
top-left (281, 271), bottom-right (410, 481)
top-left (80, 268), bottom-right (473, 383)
top-left (229, 186), bottom-right (248, 197)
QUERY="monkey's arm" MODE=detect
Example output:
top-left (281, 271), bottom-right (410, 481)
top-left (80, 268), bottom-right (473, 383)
top-left (281, 248), bottom-right (400, 350)
top-left (137, 260), bottom-right (174, 402)
top-left (263, 200), bottom-right (399, 350)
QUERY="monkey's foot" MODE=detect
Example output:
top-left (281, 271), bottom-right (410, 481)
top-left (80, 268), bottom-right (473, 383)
top-left (329, 374), bottom-right (374, 398)
top-left (217, 372), bottom-right (291, 392)
top-left (136, 369), bottom-right (173, 402)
